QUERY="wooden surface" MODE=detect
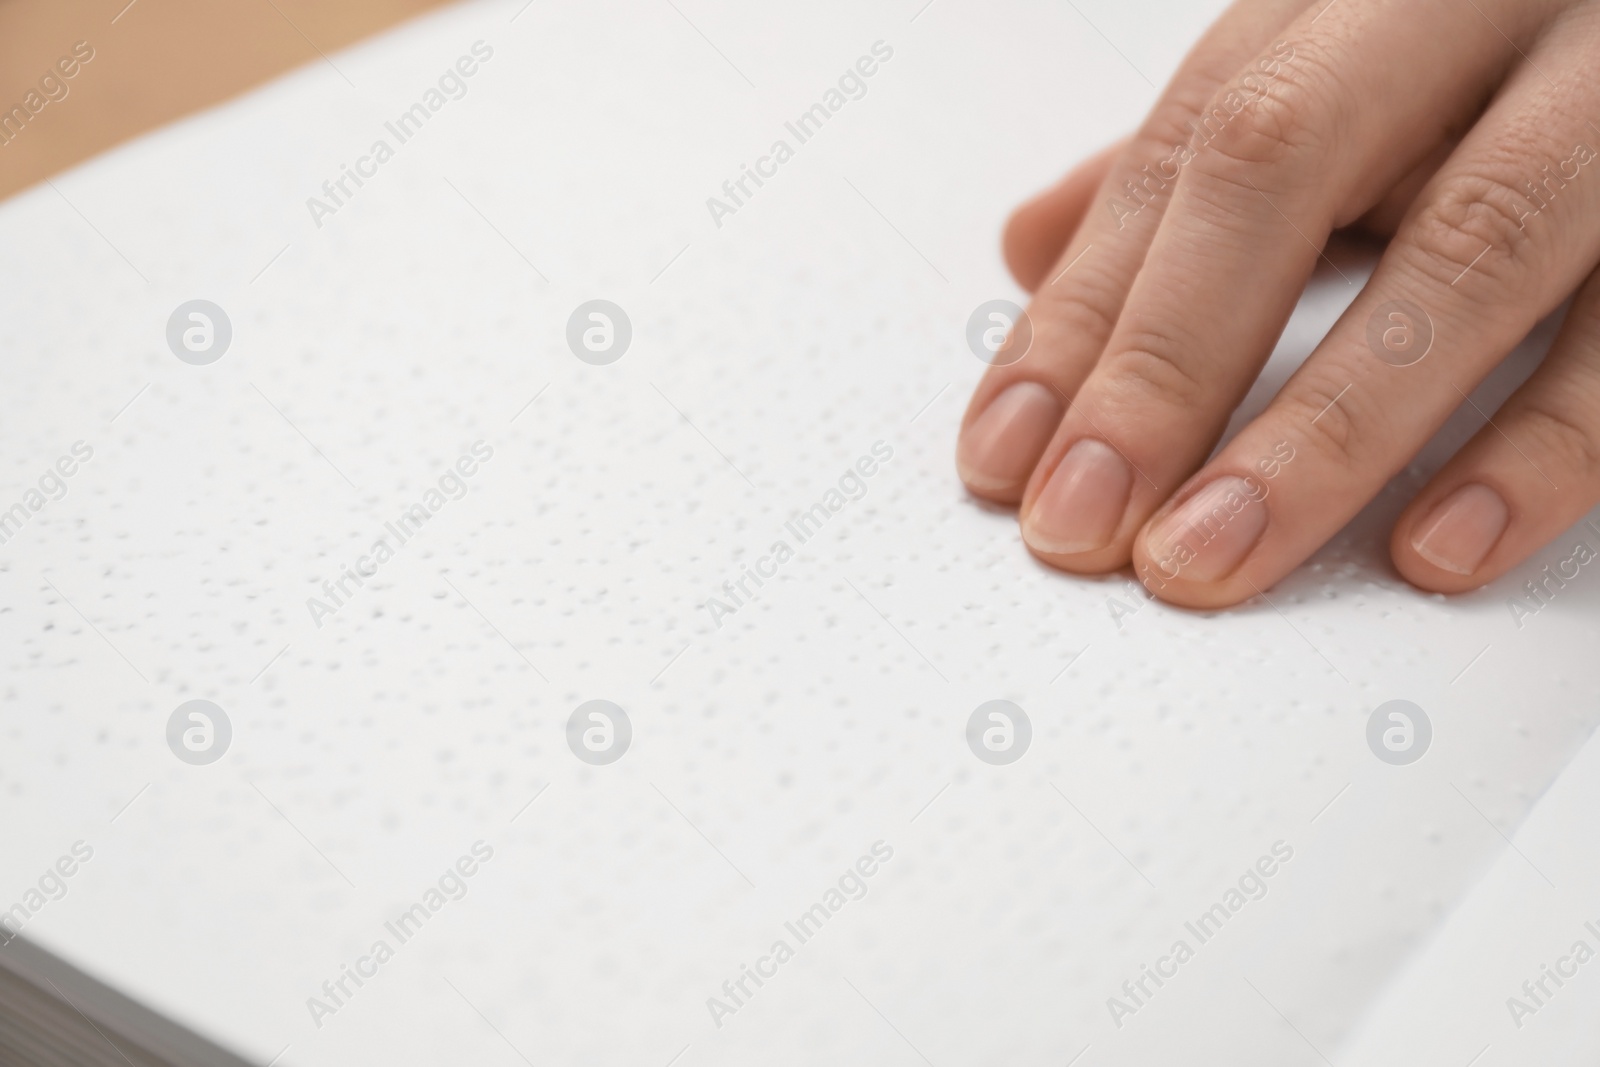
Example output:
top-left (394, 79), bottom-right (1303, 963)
top-left (0, 0), bottom-right (454, 201)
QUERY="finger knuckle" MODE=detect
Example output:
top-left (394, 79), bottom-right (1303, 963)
top-left (1101, 319), bottom-right (1209, 411)
top-left (1281, 376), bottom-right (1385, 471)
top-left (1032, 272), bottom-right (1123, 342)
top-left (1405, 171), bottom-right (1536, 292)
top-left (1188, 43), bottom-right (1340, 182)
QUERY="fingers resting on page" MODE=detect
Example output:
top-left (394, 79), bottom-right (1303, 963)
top-left (959, 0), bottom-right (1600, 608)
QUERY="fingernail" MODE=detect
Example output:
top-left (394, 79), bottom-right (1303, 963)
top-left (957, 382), bottom-right (1063, 494)
top-left (1410, 483), bottom-right (1508, 575)
top-left (1142, 475), bottom-right (1269, 583)
top-left (1022, 438), bottom-right (1132, 555)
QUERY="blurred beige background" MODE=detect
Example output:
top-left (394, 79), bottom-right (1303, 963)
top-left (0, 0), bottom-right (453, 201)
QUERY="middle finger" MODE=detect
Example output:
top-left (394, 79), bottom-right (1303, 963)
top-left (1015, 0), bottom-right (1539, 568)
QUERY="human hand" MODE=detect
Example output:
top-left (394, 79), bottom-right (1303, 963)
top-left (957, 0), bottom-right (1600, 608)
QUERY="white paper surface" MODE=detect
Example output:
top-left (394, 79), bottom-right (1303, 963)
top-left (2, 1), bottom-right (1598, 1064)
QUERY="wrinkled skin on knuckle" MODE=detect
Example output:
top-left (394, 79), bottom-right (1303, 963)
top-left (1099, 320), bottom-right (1213, 413)
top-left (1279, 372), bottom-right (1392, 473)
top-left (1403, 170), bottom-right (1538, 292)
top-left (1187, 41), bottom-right (1343, 183)
top-left (1031, 274), bottom-right (1123, 343)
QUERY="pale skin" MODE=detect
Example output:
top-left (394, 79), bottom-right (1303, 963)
top-left (958, 0), bottom-right (1600, 608)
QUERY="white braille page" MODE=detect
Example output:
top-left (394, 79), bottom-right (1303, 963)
top-left (1, 1), bottom-right (1597, 1064)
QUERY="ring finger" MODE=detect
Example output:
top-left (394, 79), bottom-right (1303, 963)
top-left (1133, 10), bottom-right (1600, 607)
